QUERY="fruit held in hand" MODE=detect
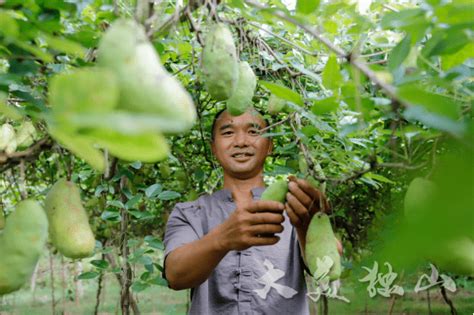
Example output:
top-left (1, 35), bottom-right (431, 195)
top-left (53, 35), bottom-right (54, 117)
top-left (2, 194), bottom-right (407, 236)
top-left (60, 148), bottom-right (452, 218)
top-left (201, 23), bottom-right (239, 101)
top-left (306, 213), bottom-right (341, 280)
top-left (45, 179), bottom-right (96, 259)
top-left (0, 200), bottom-right (48, 295)
top-left (226, 61), bottom-right (257, 116)
top-left (261, 180), bottom-right (288, 203)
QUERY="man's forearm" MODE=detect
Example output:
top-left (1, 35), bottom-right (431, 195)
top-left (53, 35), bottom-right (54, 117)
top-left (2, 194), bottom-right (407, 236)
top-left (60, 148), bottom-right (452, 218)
top-left (165, 227), bottom-right (228, 290)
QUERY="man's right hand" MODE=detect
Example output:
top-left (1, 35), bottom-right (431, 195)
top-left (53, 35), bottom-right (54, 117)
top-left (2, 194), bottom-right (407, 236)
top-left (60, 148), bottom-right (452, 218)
top-left (214, 200), bottom-right (285, 251)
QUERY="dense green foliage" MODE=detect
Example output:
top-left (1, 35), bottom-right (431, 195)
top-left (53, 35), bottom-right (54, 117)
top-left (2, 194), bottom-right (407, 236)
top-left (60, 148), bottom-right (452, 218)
top-left (0, 0), bottom-right (472, 313)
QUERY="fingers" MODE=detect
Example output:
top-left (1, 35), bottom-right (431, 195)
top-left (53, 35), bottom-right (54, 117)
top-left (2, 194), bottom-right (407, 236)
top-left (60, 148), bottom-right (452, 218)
top-left (249, 223), bottom-right (284, 235)
top-left (250, 212), bottom-right (285, 225)
top-left (288, 177), bottom-right (330, 213)
top-left (285, 190), bottom-right (310, 225)
top-left (250, 235), bottom-right (281, 246)
top-left (285, 202), bottom-right (303, 228)
top-left (247, 200), bottom-right (285, 213)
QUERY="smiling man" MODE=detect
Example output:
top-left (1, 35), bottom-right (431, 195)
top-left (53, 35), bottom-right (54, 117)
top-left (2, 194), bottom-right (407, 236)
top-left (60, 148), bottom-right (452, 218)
top-left (163, 108), bottom-right (329, 314)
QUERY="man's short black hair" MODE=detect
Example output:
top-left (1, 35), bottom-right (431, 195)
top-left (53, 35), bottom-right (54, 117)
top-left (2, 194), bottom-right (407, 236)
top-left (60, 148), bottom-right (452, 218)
top-left (210, 108), bottom-right (269, 142)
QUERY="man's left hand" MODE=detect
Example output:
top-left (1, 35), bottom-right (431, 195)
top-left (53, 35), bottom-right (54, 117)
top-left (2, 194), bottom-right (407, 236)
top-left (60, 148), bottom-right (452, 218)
top-left (284, 175), bottom-right (330, 235)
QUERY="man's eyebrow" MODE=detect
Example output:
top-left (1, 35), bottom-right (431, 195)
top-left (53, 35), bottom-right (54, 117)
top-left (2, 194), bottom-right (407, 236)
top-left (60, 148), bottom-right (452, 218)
top-left (248, 122), bottom-right (262, 129)
top-left (219, 123), bottom-right (233, 131)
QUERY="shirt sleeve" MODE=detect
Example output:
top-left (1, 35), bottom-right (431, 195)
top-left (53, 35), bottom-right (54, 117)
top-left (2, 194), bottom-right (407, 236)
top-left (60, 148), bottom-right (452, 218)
top-left (162, 202), bottom-right (201, 281)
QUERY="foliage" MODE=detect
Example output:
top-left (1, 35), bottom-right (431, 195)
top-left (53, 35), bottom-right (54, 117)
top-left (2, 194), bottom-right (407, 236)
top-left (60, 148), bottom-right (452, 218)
top-left (1, 0), bottom-right (472, 313)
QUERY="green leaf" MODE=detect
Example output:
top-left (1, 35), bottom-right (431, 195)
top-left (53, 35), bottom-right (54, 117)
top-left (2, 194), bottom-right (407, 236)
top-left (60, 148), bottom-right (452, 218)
top-left (84, 129), bottom-right (169, 163)
top-left (101, 210), bottom-right (120, 222)
top-left (158, 190), bottom-right (181, 201)
top-left (68, 111), bottom-right (192, 134)
top-left (363, 172), bottom-right (395, 184)
top-left (77, 271), bottom-right (99, 280)
top-left (311, 97), bottom-right (339, 115)
top-left (388, 35), bottom-right (411, 72)
top-left (144, 236), bottom-right (164, 250)
top-left (42, 34), bottom-right (87, 59)
top-left (90, 260), bottom-right (109, 270)
top-left (0, 11), bottom-right (19, 38)
top-left (0, 91), bottom-right (22, 120)
top-left (47, 125), bottom-right (105, 172)
top-left (435, 3), bottom-right (474, 26)
top-left (381, 9), bottom-right (425, 29)
top-left (125, 195), bottom-right (142, 210)
top-left (145, 184), bottom-right (162, 198)
top-left (322, 54), bottom-right (343, 90)
top-left (107, 200), bottom-right (125, 208)
top-left (14, 40), bottom-right (54, 63)
top-left (149, 276), bottom-right (168, 286)
top-left (131, 281), bottom-right (149, 293)
top-left (441, 42), bottom-right (474, 70)
top-left (296, 0), bottom-right (320, 15)
top-left (259, 81), bottom-right (304, 106)
top-left (397, 86), bottom-right (459, 120)
top-left (49, 68), bottom-right (118, 117)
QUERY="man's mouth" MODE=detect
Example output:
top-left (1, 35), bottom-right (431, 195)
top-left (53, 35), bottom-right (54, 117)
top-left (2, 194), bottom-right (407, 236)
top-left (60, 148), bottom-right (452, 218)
top-left (231, 152), bottom-right (254, 158)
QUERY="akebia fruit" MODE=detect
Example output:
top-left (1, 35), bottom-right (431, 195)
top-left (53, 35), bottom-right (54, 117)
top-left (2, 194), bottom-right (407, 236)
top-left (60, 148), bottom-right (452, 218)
top-left (201, 23), bottom-right (239, 101)
top-left (0, 200), bottom-right (48, 295)
top-left (97, 19), bottom-right (196, 131)
top-left (404, 177), bottom-right (474, 276)
top-left (430, 237), bottom-right (474, 277)
top-left (45, 179), bottom-right (95, 259)
top-left (261, 179), bottom-right (288, 203)
top-left (404, 177), bottom-right (436, 218)
top-left (305, 213), bottom-right (341, 280)
top-left (226, 61), bottom-right (257, 116)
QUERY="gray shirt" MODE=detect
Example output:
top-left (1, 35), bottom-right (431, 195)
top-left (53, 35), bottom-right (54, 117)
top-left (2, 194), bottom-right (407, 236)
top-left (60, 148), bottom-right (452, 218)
top-left (164, 187), bottom-right (310, 315)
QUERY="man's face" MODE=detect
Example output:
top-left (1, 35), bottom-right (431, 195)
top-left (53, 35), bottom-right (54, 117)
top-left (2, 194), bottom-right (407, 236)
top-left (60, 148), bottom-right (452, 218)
top-left (211, 110), bottom-right (272, 179)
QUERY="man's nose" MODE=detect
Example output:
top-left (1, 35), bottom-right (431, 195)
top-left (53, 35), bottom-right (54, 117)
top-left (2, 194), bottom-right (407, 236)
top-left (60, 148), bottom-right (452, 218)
top-left (234, 131), bottom-right (249, 147)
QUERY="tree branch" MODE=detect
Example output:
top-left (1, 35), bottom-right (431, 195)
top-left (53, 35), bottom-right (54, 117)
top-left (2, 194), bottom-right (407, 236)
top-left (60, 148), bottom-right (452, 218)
top-left (243, 0), bottom-right (409, 108)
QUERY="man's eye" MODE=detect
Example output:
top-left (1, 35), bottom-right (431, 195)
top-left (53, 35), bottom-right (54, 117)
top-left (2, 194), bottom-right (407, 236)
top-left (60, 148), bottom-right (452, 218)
top-left (222, 131), bottom-right (233, 135)
top-left (249, 129), bottom-right (259, 135)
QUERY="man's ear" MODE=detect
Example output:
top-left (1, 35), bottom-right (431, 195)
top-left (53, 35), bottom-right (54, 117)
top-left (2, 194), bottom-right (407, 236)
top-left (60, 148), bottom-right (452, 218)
top-left (267, 139), bottom-right (273, 156)
top-left (211, 141), bottom-right (216, 156)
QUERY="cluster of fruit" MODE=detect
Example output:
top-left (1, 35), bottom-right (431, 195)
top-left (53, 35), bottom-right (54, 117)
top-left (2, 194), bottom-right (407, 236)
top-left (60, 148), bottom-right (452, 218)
top-left (0, 121), bottom-right (36, 155)
top-left (201, 23), bottom-right (257, 116)
top-left (46, 19), bottom-right (197, 172)
top-left (0, 179), bottom-right (95, 295)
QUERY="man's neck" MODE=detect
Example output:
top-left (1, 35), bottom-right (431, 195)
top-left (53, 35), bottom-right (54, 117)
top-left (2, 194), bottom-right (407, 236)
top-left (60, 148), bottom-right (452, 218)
top-left (222, 172), bottom-right (265, 205)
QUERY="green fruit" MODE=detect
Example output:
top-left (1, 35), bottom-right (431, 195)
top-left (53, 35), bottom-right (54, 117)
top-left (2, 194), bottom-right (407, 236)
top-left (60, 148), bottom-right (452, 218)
top-left (97, 19), bottom-right (196, 131)
top-left (45, 179), bottom-right (96, 259)
top-left (405, 178), bottom-right (474, 276)
top-left (267, 94), bottom-right (287, 115)
top-left (201, 23), bottom-right (239, 101)
top-left (0, 200), bottom-right (48, 295)
top-left (404, 177), bottom-right (436, 218)
top-left (298, 153), bottom-right (308, 174)
top-left (226, 61), bottom-right (256, 116)
top-left (261, 179), bottom-right (288, 203)
top-left (0, 123), bottom-right (16, 154)
top-left (305, 213), bottom-right (341, 280)
top-left (429, 237), bottom-right (474, 276)
top-left (15, 121), bottom-right (36, 148)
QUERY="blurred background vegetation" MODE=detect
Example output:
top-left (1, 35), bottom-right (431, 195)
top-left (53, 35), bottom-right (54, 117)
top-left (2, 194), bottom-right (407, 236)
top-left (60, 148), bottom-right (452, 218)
top-left (1, 0), bottom-right (472, 314)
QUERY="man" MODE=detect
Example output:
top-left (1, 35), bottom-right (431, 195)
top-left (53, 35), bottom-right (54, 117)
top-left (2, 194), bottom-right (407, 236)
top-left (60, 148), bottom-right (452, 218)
top-left (163, 108), bottom-right (331, 314)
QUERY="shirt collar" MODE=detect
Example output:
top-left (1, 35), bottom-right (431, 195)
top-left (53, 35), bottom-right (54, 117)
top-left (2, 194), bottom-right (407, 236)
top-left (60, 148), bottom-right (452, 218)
top-left (214, 187), bottom-right (266, 202)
